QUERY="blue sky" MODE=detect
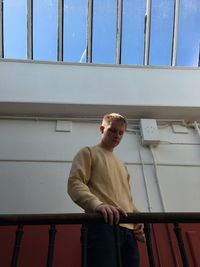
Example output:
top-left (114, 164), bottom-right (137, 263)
top-left (3, 0), bottom-right (200, 67)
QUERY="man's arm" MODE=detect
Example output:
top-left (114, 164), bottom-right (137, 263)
top-left (68, 147), bottom-right (103, 212)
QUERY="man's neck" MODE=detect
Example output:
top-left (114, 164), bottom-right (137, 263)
top-left (98, 142), bottom-right (113, 152)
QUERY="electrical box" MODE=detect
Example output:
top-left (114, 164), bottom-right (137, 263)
top-left (172, 124), bottom-right (188, 134)
top-left (140, 119), bottom-right (160, 146)
top-left (56, 121), bottom-right (72, 132)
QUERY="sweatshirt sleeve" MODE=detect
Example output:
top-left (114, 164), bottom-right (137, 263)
top-left (67, 147), bottom-right (103, 212)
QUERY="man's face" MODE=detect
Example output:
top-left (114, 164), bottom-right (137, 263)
top-left (100, 120), bottom-right (126, 150)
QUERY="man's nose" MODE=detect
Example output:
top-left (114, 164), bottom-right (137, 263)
top-left (115, 132), bottom-right (122, 138)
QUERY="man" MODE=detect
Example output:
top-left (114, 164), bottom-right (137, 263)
top-left (68, 113), bottom-right (145, 267)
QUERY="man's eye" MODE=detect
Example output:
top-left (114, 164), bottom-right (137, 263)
top-left (109, 128), bottom-right (116, 133)
top-left (109, 128), bottom-right (124, 135)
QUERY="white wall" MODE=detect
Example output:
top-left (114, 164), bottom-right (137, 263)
top-left (1, 60), bottom-right (200, 214)
top-left (0, 118), bottom-right (199, 214)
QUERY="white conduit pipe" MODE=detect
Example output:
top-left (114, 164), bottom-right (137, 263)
top-left (194, 121), bottom-right (200, 137)
top-left (150, 145), bottom-right (166, 212)
top-left (136, 133), bottom-right (152, 212)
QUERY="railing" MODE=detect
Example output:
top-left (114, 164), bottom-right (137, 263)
top-left (0, 212), bottom-right (200, 267)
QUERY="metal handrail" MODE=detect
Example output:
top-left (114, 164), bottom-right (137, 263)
top-left (0, 212), bottom-right (200, 226)
top-left (1, 212), bottom-right (199, 267)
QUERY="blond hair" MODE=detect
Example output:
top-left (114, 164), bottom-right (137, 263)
top-left (102, 113), bottom-right (127, 128)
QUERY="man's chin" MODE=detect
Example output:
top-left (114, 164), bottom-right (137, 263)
top-left (113, 141), bottom-right (120, 147)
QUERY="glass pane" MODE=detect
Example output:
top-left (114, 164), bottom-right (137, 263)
top-left (149, 0), bottom-right (174, 66)
top-left (3, 0), bottom-right (27, 59)
top-left (121, 0), bottom-right (146, 65)
top-left (92, 0), bottom-right (117, 64)
top-left (63, 0), bottom-right (87, 63)
top-left (33, 0), bottom-right (58, 61)
top-left (177, 0), bottom-right (200, 67)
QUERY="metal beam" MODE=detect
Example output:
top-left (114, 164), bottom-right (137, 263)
top-left (143, 0), bottom-right (152, 65)
top-left (116, 0), bottom-right (123, 64)
top-left (0, 0), bottom-right (4, 58)
top-left (86, 0), bottom-right (93, 63)
top-left (171, 0), bottom-right (180, 66)
top-left (27, 0), bottom-right (33, 59)
top-left (57, 0), bottom-right (64, 61)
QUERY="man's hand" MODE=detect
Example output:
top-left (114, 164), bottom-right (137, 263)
top-left (95, 204), bottom-right (127, 225)
top-left (133, 224), bottom-right (146, 243)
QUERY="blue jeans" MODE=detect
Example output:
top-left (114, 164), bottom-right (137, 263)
top-left (81, 224), bottom-right (140, 267)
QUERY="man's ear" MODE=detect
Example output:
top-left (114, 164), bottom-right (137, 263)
top-left (100, 125), bottom-right (104, 133)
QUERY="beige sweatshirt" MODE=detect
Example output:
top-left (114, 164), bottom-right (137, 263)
top-left (68, 145), bottom-right (139, 229)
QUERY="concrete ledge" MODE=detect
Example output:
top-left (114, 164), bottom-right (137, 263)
top-left (1, 59), bottom-right (200, 120)
top-left (0, 102), bottom-right (200, 121)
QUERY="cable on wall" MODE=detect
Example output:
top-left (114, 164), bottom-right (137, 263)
top-left (193, 121), bottom-right (200, 137)
top-left (149, 145), bottom-right (166, 212)
top-left (136, 132), bottom-right (152, 212)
